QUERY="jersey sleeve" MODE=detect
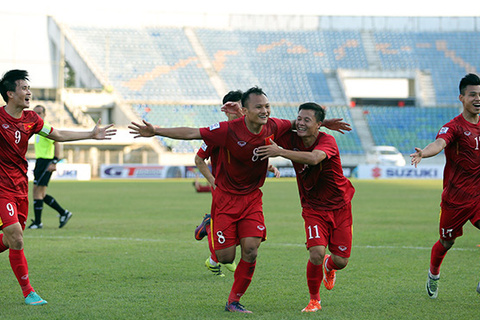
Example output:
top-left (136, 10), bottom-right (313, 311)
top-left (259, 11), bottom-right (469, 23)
top-left (436, 120), bottom-right (456, 145)
top-left (271, 117), bottom-right (293, 139)
top-left (314, 133), bottom-right (338, 159)
top-left (37, 122), bottom-right (52, 137)
top-left (199, 121), bottom-right (228, 147)
top-left (197, 142), bottom-right (212, 160)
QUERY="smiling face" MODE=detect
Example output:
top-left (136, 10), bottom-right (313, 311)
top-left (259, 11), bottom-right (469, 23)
top-left (296, 109), bottom-right (321, 138)
top-left (460, 84), bottom-right (480, 118)
top-left (243, 93), bottom-right (270, 128)
top-left (8, 79), bottom-right (32, 110)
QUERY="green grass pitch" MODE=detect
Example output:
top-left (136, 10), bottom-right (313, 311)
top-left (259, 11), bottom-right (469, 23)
top-left (1, 178), bottom-right (479, 319)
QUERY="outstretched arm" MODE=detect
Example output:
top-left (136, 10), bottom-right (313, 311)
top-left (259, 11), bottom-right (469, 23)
top-left (129, 120), bottom-right (201, 140)
top-left (257, 139), bottom-right (326, 166)
top-left (47, 119), bottom-right (116, 142)
top-left (410, 138), bottom-right (446, 168)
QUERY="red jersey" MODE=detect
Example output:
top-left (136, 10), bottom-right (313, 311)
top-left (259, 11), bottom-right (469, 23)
top-left (0, 107), bottom-right (46, 197)
top-left (277, 131), bottom-right (355, 210)
top-left (436, 114), bottom-right (480, 208)
top-left (199, 117), bottom-right (292, 194)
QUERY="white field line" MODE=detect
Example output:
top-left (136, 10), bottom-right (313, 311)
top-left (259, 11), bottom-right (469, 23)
top-left (23, 235), bottom-right (480, 252)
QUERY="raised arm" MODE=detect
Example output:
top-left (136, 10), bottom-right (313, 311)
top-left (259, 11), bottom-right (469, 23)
top-left (47, 119), bottom-right (116, 142)
top-left (410, 138), bottom-right (447, 168)
top-left (257, 139), bottom-right (326, 166)
top-left (128, 120), bottom-right (201, 140)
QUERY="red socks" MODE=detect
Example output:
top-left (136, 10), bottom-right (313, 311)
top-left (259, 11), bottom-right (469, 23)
top-left (228, 259), bottom-right (256, 304)
top-left (306, 260), bottom-right (322, 301)
top-left (9, 248), bottom-right (33, 297)
top-left (430, 240), bottom-right (448, 275)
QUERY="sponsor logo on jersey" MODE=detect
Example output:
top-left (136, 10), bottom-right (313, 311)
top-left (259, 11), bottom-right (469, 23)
top-left (257, 225), bottom-right (265, 231)
top-left (464, 131), bottom-right (471, 136)
top-left (2, 124), bottom-right (9, 129)
top-left (209, 122), bottom-right (220, 131)
top-left (438, 127), bottom-right (449, 135)
top-left (237, 141), bottom-right (246, 147)
top-left (338, 246), bottom-right (348, 252)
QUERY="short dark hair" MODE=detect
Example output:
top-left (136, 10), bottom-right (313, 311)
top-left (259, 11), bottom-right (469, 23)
top-left (298, 102), bottom-right (326, 122)
top-left (0, 69), bottom-right (29, 103)
top-left (34, 104), bottom-right (46, 113)
top-left (459, 73), bottom-right (480, 95)
top-left (222, 90), bottom-right (243, 104)
top-left (241, 86), bottom-right (267, 109)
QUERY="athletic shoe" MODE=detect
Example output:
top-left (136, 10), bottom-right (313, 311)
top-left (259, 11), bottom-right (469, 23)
top-left (323, 254), bottom-right (336, 290)
top-left (426, 271), bottom-right (439, 299)
top-left (301, 299), bottom-right (321, 312)
top-left (28, 220), bottom-right (43, 229)
top-left (25, 291), bottom-right (47, 306)
top-left (59, 210), bottom-right (73, 228)
top-left (194, 214), bottom-right (211, 240)
top-left (205, 258), bottom-right (224, 277)
top-left (477, 282), bottom-right (480, 294)
top-left (223, 261), bottom-right (237, 272)
top-left (225, 301), bottom-right (252, 313)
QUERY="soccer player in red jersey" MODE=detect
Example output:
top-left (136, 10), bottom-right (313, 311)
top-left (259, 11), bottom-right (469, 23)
top-left (194, 90), bottom-right (280, 277)
top-left (130, 87), bottom-right (292, 313)
top-left (410, 73), bottom-right (480, 298)
top-left (257, 102), bottom-right (355, 312)
top-left (130, 87), bottom-right (349, 313)
top-left (0, 69), bottom-right (116, 305)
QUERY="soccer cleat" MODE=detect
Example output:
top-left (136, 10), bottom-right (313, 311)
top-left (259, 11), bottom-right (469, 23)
top-left (301, 299), bottom-right (321, 312)
top-left (225, 301), bottom-right (252, 313)
top-left (477, 282), bottom-right (480, 294)
top-left (28, 220), bottom-right (43, 229)
top-left (323, 254), bottom-right (336, 290)
top-left (205, 258), bottom-right (224, 277)
top-left (194, 214), bottom-right (211, 240)
top-left (223, 261), bottom-right (237, 272)
top-left (426, 271), bottom-right (439, 299)
top-left (25, 291), bottom-right (47, 306)
top-left (59, 210), bottom-right (73, 228)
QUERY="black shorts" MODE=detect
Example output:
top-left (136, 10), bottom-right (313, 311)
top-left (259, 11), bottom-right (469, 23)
top-left (33, 158), bottom-right (54, 186)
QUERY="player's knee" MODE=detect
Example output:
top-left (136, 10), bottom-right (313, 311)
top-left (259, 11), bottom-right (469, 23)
top-left (5, 234), bottom-right (23, 250)
top-left (333, 256), bottom-right (348, 269)
top-left (309, 251), bottom-right (324, 265)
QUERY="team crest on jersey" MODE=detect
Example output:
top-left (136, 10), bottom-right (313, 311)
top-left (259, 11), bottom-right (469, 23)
top-left (438, 127), bottom-right (449, 135)
top-left (209, 122), bottom-right (220, 131)
top-left (2, 124), bottom-right (9, 129)
top-left (265, 134), bottom-right (274, 145)
top-left (23, 122), bottom-right (34, 131)
top-left (464, 131), bottom-right (471, 136)
top-left (237, 141), bottom-right (246, 147)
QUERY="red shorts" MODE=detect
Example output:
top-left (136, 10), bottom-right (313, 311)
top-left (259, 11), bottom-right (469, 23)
top-left (439, 202), bottom-right (480, 241)
top-left (210, 188), bottom-right (266, 250)
top-left (302, 202), bottom-right (353, 258)
top-left (0, 195), bottom-right (29, 230)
